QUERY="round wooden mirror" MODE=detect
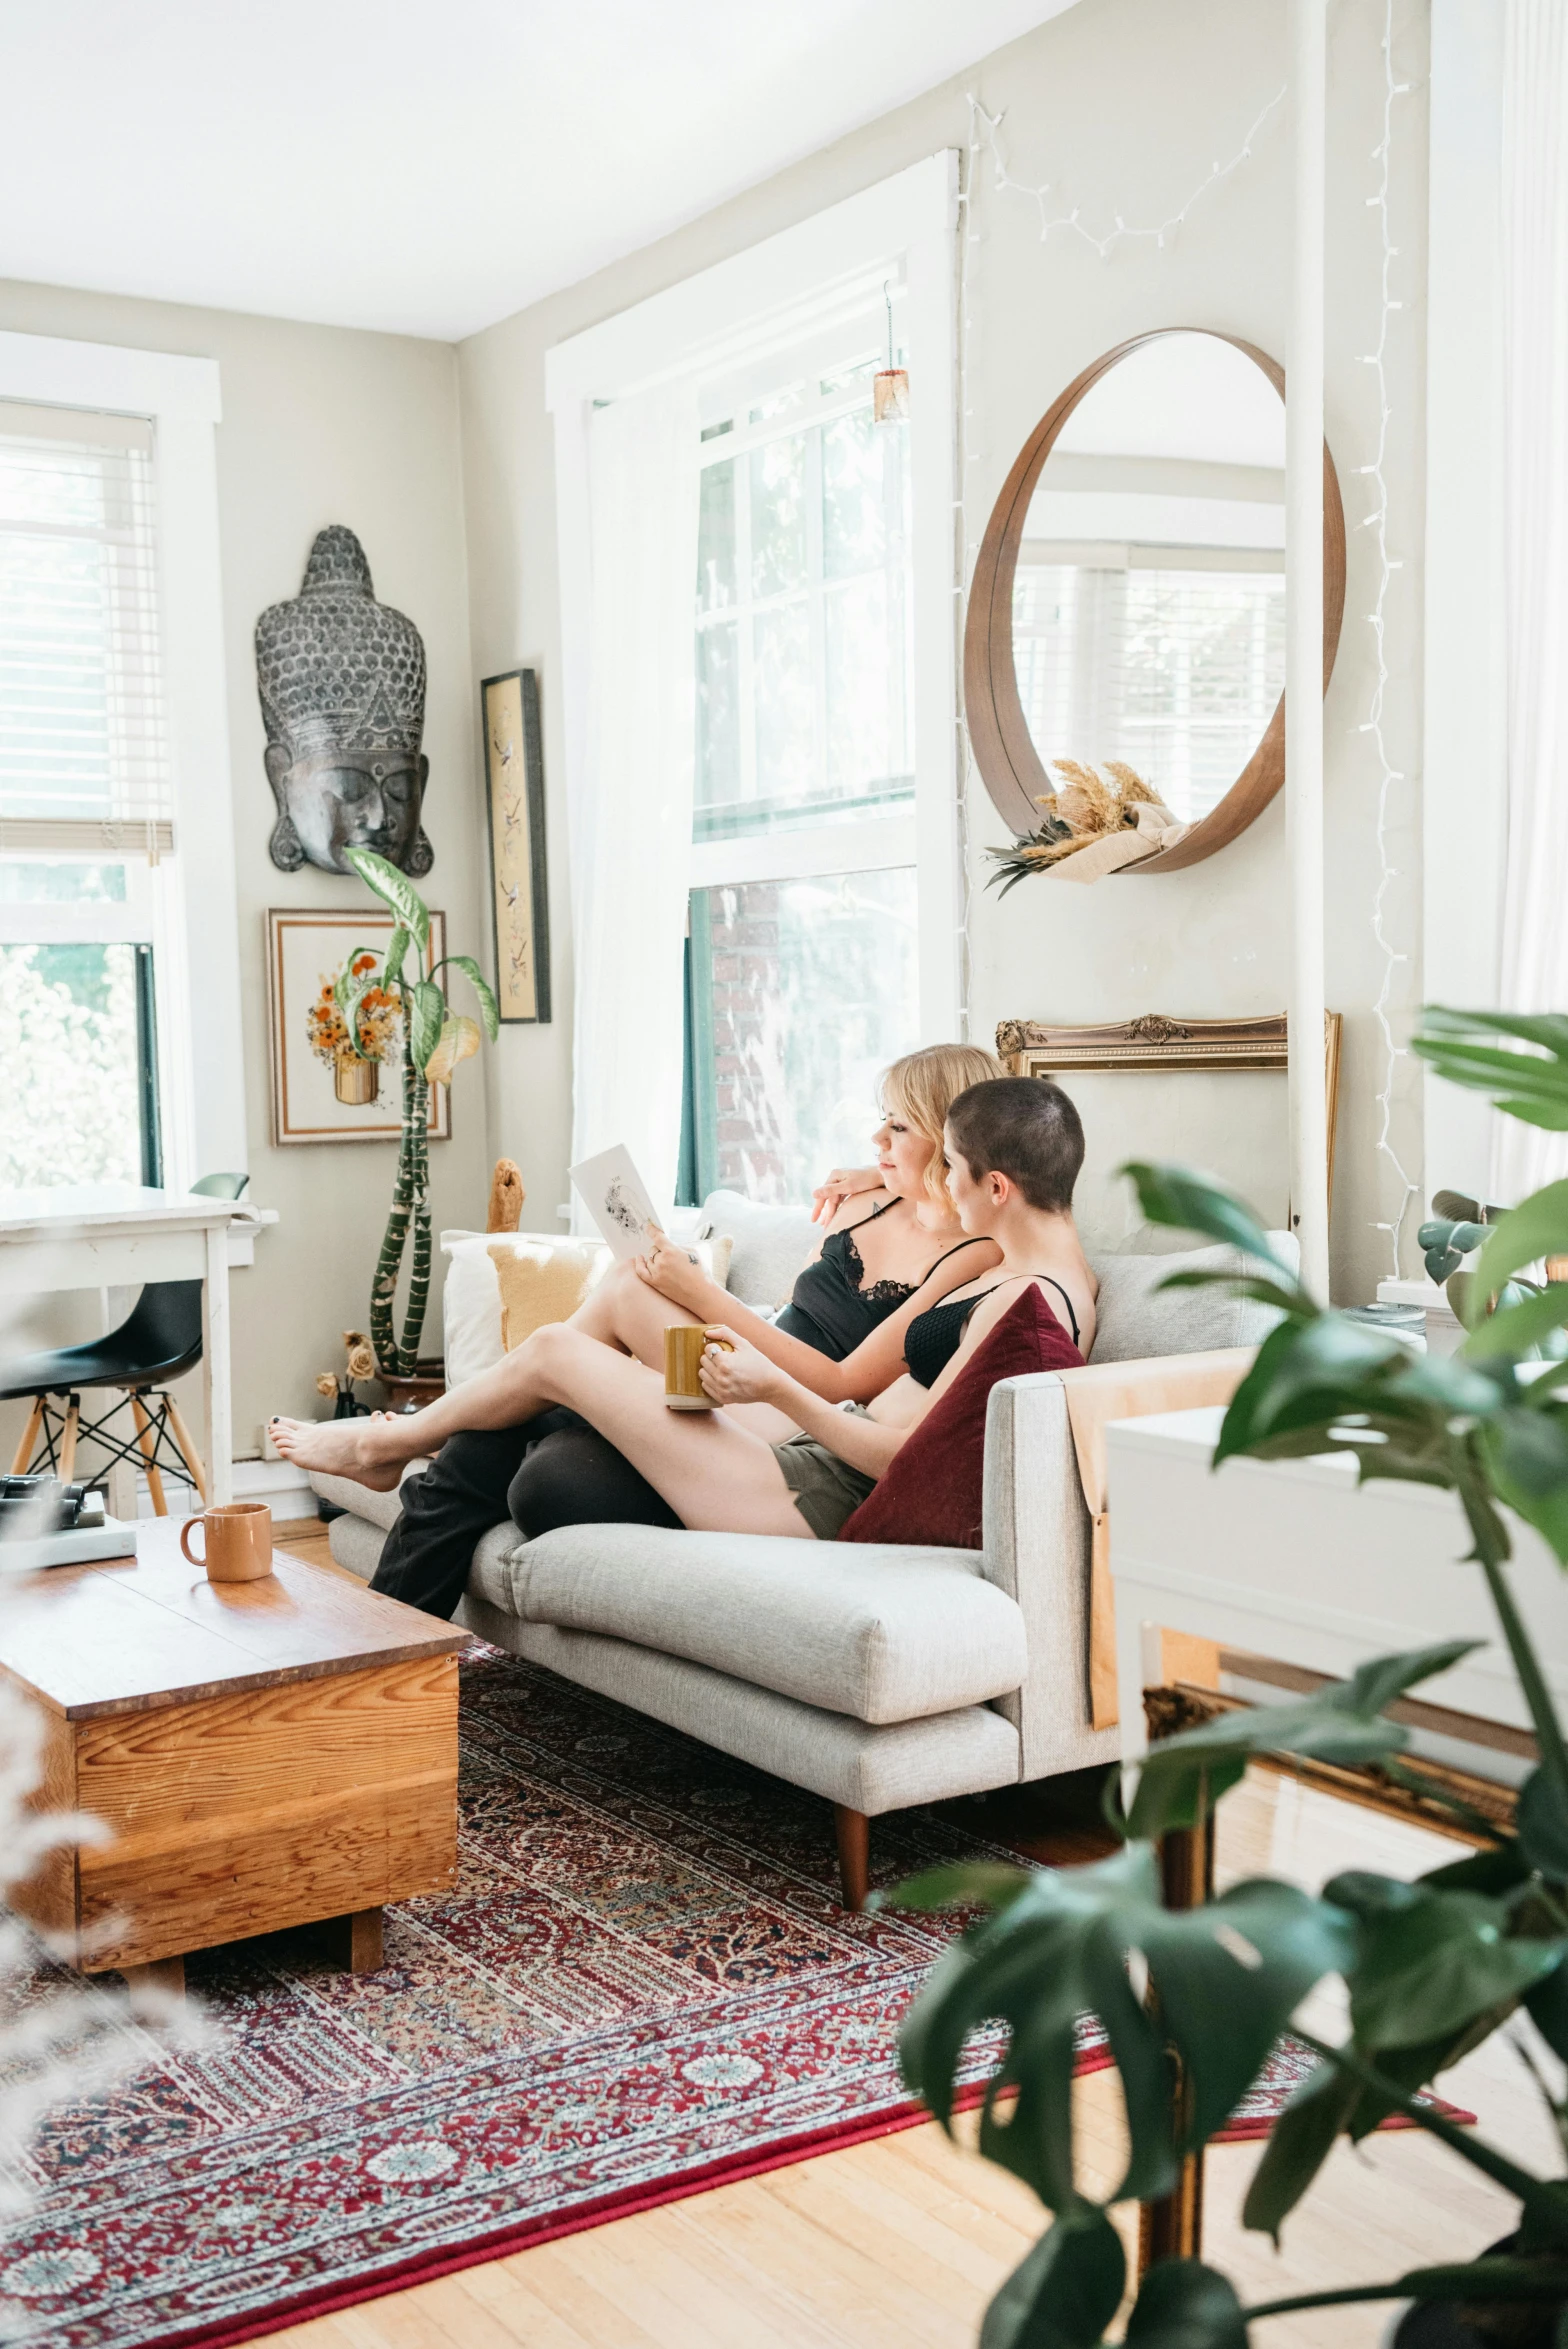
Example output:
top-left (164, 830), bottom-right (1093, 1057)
top-left (964, 328), bottom-right (1345, 875)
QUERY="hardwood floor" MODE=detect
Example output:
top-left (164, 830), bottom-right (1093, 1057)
top-left (267, 1522), bottom-right (1555, 2349)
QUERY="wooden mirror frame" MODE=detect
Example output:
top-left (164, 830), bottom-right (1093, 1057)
top-left (964, 329), bottom-right (1347, 875)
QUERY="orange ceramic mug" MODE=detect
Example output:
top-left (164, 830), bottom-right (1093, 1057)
top-left (180, 1500), bottom-right (274, 1582)
top-left (664, 1323), bottom-right (734, 1411)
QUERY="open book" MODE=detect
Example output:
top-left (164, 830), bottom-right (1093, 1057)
top-left (568, 1144), bottom-right (666, 1263)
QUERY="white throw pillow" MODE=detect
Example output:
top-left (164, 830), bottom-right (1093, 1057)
top-left (439, 1228), bottom-right (733, 1391)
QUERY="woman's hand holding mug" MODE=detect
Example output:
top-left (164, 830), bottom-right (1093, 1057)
top-left (695, 1326), bottom-right (782, 1408)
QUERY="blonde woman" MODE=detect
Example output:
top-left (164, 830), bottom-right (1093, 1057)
top-left (277, 1044), bottom-right (1002, 1615)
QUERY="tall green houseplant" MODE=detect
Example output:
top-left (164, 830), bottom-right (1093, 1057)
top-left (891, 1008), bottom-right (1568, 2347)
top-left (340, 846), bottom-right (498, 1378)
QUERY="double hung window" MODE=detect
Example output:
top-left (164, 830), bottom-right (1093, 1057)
top-left (682, 329), bottom-right (921, 1204)
top-left (0, 406), bottom-right (174, 1185)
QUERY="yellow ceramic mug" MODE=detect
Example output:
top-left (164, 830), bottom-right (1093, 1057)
top-left (180, 1500), bottom-right (275, 1582)
top-left (664, 1324), bottom-right (734, 1411)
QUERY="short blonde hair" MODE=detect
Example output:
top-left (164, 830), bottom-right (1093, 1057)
top-left (880, 1043), bottom-right (1005, 1210)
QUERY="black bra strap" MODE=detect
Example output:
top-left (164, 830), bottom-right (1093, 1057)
top-left (841, 1193), bottom-right (901, 1234)
top-left (953, 1271), bottom-right (1082, 1348)
top-left (913, 1234), bottom-right (992, 1290)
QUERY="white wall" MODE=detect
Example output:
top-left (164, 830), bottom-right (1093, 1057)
top-left (0, 278), bottom-right (488, 1459)
top-left (457, 0), bottom-right (1431, 1304)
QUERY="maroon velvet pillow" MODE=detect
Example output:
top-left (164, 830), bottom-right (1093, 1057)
top-left (838, 1282), bottom-right (1085, 1549)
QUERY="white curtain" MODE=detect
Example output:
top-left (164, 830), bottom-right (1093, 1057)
top-left (1492, 0), bottom-right (1568, 1205)
top-left (569, 382), bottom-right (699, 1217)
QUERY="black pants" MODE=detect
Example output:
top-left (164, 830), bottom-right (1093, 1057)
top-left (369, 1410), bottom-right (680, 1621)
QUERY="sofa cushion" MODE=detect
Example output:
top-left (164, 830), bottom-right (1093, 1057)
top-left (1088, 1236), bottom-right (1298, 1364)
top-left (479, 1523), bottom-right (1027, 1726)
top-left (839, 1284), bottom-right (1084, 1549)
top-left (701, 1190), bottom-right (816, 1310)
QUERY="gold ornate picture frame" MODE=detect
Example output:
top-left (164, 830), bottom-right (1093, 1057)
top-left (997, 1012), bottom-right (1343, 1205)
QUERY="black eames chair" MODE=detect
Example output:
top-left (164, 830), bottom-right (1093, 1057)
top-left (3, 1173), bottom-right (249, 1512)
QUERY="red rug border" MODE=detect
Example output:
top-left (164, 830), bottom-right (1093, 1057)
top-left (118, 2045), bottom-right (1475, 2349)
top-left (120, 2071), bottom-right (1048, 2349)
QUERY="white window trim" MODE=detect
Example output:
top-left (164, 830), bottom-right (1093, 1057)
top-left (545, 152), bottom-right (961, 1043)
top-left (1423, 1), bottom-right (1507, 1204)
top-left (0, 329), bottom-right (245, 1187)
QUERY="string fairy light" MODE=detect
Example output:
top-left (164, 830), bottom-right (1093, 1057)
top-left (950, 84), bottom-right (1287, 1037)
top-left (966, 85), bottom-right (1286, 260)
top-left (1357, 0), bottom-right (1418, 1274)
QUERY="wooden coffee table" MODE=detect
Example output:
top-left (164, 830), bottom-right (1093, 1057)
top-left (1, 1519), bottom-right (469, 1995)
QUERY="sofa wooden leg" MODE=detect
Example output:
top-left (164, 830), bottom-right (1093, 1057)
top-left (834, 1805), bottom-right (870, 1911)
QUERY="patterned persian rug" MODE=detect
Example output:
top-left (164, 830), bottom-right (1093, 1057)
top-left (0, 1651), bottom-right (1469, 2349)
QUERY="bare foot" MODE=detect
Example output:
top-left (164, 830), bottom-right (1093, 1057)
top-left (269, 1414), bottom-right (407, 1490)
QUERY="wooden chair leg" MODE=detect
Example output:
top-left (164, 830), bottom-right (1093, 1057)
top-left (10, 1396), bottom-right (44, 1475)
top-left (834, 1804), bottom-right (870, 1911)
top-left (129, 1394), bottom-right (167, 1515)
top-left (163, 1394), bottom-right (208, 1506)
top-left (57, 1395), bottom-right (80, 1484)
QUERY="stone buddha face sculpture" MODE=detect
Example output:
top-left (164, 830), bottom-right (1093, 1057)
top-left (255, 525), bottom-right (433, 875)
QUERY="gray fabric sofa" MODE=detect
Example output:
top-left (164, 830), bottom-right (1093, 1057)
top-left (316, 1192), bottom-right (1287, 1905)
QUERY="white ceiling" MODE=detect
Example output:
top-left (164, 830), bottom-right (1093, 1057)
top-left (0, 1), bottom-right (1082, 343)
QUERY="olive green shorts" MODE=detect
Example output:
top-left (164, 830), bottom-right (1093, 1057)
top-left (772, 1405), bottom-right (877, 1540)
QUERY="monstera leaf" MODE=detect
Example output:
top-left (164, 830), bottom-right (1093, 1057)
top-left (891, 1845), bottom-right (1353, 2214)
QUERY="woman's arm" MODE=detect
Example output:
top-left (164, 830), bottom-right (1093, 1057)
top-left (811, 1164), bottom-right (886, 1224)
top-left (701, 1275), bottom-right (1057, 1478)
top-left (696, 1329), bottom-right (913, 1477)
top-left (639, 1224), bottom-right (1000, 1404)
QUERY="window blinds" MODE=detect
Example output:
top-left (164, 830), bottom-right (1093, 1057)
top-left (0, 401), bottom-right (174, 858)
top-left (1013, 554), bottom-right (1285, 827)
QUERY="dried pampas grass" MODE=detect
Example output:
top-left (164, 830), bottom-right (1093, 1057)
top-left (987, 758), bottom-right (1174, 894)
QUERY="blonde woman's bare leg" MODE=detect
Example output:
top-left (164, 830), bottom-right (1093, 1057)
top-left (569, 1259), bottom-right (798, 1441)
top-left (569, 1256), bottom-right (687, 1360)
top-left (271, 1324), bottom-right (566, 1484)
top-left (278, 1326), bottom-right (805, 1536)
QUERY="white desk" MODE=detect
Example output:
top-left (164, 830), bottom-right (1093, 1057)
top-left (1106, 1405), bottom-right (1568, 1768)
top-left (0, 1184), bottom-right (274, 1506)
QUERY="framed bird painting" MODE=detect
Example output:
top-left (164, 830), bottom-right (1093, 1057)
top-left (481, 667), bottom-right (552, 1024)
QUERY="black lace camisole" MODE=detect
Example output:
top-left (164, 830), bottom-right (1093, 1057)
top-left (773, 1197), bottom-right (984, 1362)
top-left (902, 1273), bottom-right (1083, 1389)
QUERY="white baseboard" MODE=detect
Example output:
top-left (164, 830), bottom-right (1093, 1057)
top-left (131, 1456), bottom-right (319, 1522)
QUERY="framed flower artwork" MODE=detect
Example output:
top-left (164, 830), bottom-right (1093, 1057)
top-left (265, 907), bottom-right (451, 1145)
top-left (481, 667), bottom-right (551, 1023)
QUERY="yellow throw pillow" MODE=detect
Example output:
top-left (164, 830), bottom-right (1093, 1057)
top-left (489, 1241), bottom-right (603, 1352)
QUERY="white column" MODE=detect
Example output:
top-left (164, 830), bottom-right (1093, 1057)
top-left (202, 1220), bottom-right (233, 1504)
top-left (1286, 0), bottom-right (1331, 1298)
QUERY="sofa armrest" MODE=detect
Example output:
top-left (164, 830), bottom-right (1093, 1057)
top-left (981, 1371), bottom-right (1100, 1781)
top-left (980, 1350), bottom-right (1255, 1778)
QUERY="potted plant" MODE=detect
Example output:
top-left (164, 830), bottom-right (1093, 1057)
top-left (339, 846), bottom-right (498, 1388)
top-left (889, 1006), bottom-right (1568, 2347)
